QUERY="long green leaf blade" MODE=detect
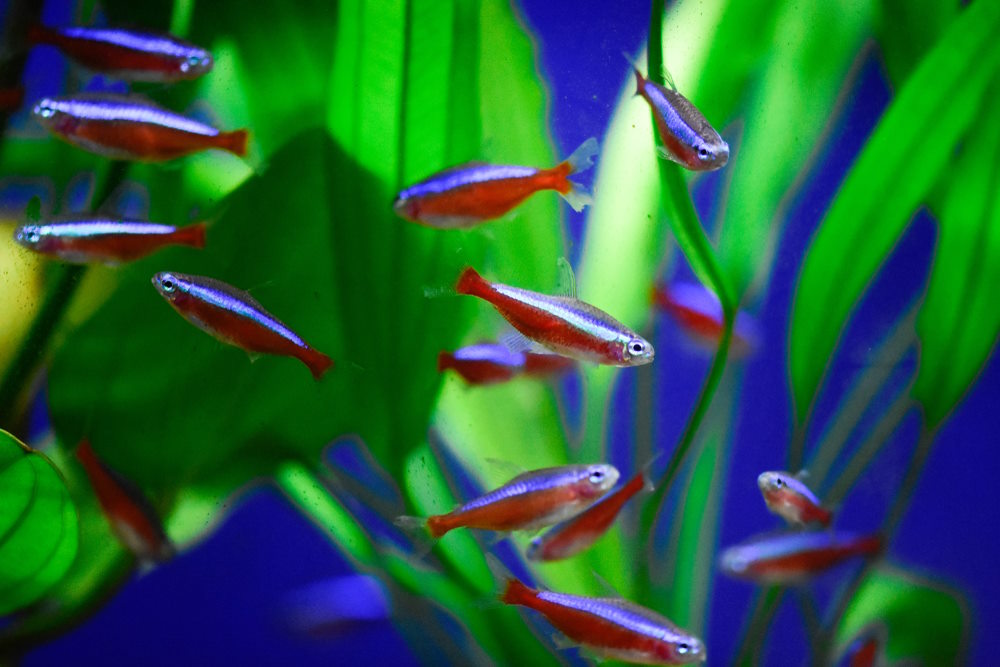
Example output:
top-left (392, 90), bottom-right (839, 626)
top-left (788, 0), bottom-right (1000, 425)
top-left (913, 79), bottom-right (1000, 427)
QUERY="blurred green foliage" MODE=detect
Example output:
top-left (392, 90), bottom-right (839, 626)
top-left (0, 0), bottom-right (997, 663)
top-left (0, 430), bottom-right (78, 615)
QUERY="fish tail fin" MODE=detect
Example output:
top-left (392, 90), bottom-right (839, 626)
top-left (621, 51), bottom-right (645, 96)
top-left (553, 138), bottom-right (598, 212)
top-left (301, 348), bottom-right (335, 380)
top-left (818, 507), bottom-right (834, 528)
top-left (558, 181), bottom-right (593, 213)
top-left (562, 137), bottom-right (599, 176)
top-left (485, 554), bottom-right (532, 605)
top-left (27, 23), bottom-right (56, 45)
top-left (437, 351), bottom-right (454, 373)
top-left (218, 129), bottom-right (250, 157)
top-left (175, 222), bottom-right (207, 249)
top-left (860, 534), bottom-right (885, 557)
top-left (75, 439), bottom-right (97, 467)
top-left (455, 267), bottom-right (487, 297)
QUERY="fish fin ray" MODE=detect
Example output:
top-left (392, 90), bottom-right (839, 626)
top-left (562, 136), bottom-right (599, 175)
top-left (555, 257), bottom-right (577, 298)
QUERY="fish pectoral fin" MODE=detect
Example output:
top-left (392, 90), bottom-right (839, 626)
top-left (549, 632), bottom-right (577, 652)
top-left (246, 351), bottom-right (261, 363)
top-left (555, 256), bottom-right (577, 298)
top-left (590, 569), bottom-right (627, 600)
top-left (656, 145), bottom-right (684, 165)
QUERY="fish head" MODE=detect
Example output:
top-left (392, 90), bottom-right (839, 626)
top-left (13, 224), bottom-right (46, 251)
top-left (392, 195), bottom-right (418, 221)
top-left (152, 271), bottom-right (190, 301)
top-left (178, 51), bottom-right (214, 78)
top-left (757, 471), bottom-right (788, 496)
top-left (663, 635), bottom-right (707, 664)
top-left (576, 463), bottom-right (620, 498)
top-left (718, 545), bottom-right (751, 577)
top-left (619, 335), bottom-right (655, 366)
top-left (693, 135), bottom-right (729, 171)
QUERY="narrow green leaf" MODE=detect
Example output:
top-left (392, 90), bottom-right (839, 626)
top-left (788, 0), bottom-right (1000, 425)
top-left (913, 79), bottom-right (1000, 427)
top-left (837, 564), bottom-right (968, 665)
top-left (0, 431), bottom-right (78, 615)
top-left (874, 0), bottom-right (959, 87)
top-left (716, 0), bottom-right (871, 300)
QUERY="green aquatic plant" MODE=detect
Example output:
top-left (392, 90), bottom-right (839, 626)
top-left (0, 0), bottom-right (998, 664)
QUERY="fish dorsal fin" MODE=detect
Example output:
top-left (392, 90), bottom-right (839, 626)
top-left (555, 257), bottom-right (577, 298)
top-left (499, 329), bottom-right (548, 355)
top-left (591, 569), bottom-right (626, 599)
top-left (484, 457), bottom-right (527, 481)
top-left (661, 63), bottom-right (678, 92)
top-left (794, 469), bottom-right (811, 481)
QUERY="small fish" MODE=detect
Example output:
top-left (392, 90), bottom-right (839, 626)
top-left (496, 569), bottom-right (705, 664)
top-left (152, 272), bottom-right (334, 380)
top-left (13, 218), bottom-right (206, 264)
top-left (33, 94), bottom-right (249, 161)
top-left (0, 86), bottom-right (25, 111)
top-left (719, 531), bottom-right (883, 585)
top-left (632, 67), bottom-right (728, 171)
top-left (281, 574), bottom-right (391, 638)
top-left (528, 467), bottom-right (653, 562)
top-left (393, 137), bottom-right (599, 228)
top-left (28, 24), bottom-right (213, 82)
top-left (75, 439), bottom-right (174, 562)
top-left (837, 624), bottom-right (885, 667)
top-left (652, 282), bottom-right (758, 356)
top-left (438, 343), bottom-right (526, 385)
top-left (395, 463), bottom-right (618, 538)
top-left (438, 343), bottom-right (575, 385)
top-left (757, 471), bottom-right (832, 528)
top-left (456, 267), bottom-right (654, 367)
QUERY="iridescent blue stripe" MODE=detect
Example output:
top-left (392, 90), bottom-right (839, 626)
top-left (536, 592), bottom-right (682, 642)
top-left (453, 343), bottom-right (525, 367)
top-left (458, 467), bottom-right (588, 513)
top-left (59, 27), bottom-right (204, 58)
top-left (176, 276), bottom-right (306, 347)
top-left (45, 96), bottom-right (218, 136)
top-left (38, 220), bottom-right (176, 237)
top-left (398, 164), bottom-right (538, 199)
top-left (645, 84), bottom-right (701, 149)
top-left (491, 285), bottom-right (626, 344)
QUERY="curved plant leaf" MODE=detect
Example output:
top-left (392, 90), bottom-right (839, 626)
top-left (716, 0), bottom-right (870, 301)
top-left (837, 564), bottom-right (968, 665)
top-left (0, 431), bottom-right (78, 615)
top-left (788, 0), bottom-right (1000, 425)
top-left (912, 79), bottom-right (1000, 428)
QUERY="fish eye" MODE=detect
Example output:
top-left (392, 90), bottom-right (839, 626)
top-left (677, 642), bottom-right (691, 654)
top-left (774, 478), bottom-right (784, 487)
top-left (180, 55), bottom-right (204, 72)
top-left (34, 101), bottom-right (56, 118)
top-left (697, 146), bottom-right (712, 160)
top-left (589, 468), bottom-right (605, 484)
top-left (628, 340), bottom-right (646, 356)
top-left (159, 277), bottom-right (176, 293)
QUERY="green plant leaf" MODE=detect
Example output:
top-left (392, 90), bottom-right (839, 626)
top-left (716, 0), bottom-right (871, 301)
top-left (912, 79), bottom-right (1000, 428)
top-left (837, 564), bottom-right (968, 665)
top-left (788, 0), bottom-right (1000, 425)
top-left (0, 430), bottom-right (78, 615)
top-left (874, 0), bottom-right (959, 87)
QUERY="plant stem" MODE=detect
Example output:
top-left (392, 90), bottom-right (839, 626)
top-left (0, 162), bottom-right (128, 431)
top-left (733, 587), bottom-right (785, 666)
top-left (806, 300), bottom-right (919, 486)
top-left (824, 389), bottom-right (914, 506)
top-left (813, 425), bottom-right (936, 664)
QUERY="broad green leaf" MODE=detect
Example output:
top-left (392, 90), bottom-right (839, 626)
top-left (838, 564), bottom-right (968, 665)
top-left (716, 0), bottom-right (870, 301)
top-left (0, 431), bottom-right (78, 615)
top-left (913, 80), bottom-right (1000, 428)
top-left (874, 0), bottom-right (959, 87)
top-left (788, 0), bottom-right (1000, 425)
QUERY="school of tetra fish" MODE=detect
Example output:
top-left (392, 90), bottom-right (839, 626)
top-left (6, 17), bottom-right (887, 665)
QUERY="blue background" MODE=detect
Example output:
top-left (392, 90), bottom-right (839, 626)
top-left (17, 1), bottom-right (1000, 665)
